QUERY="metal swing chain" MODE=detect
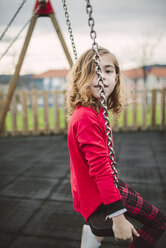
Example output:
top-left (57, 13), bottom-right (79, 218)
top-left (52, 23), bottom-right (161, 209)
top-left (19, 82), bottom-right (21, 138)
top-left (85, 0), bottom-right (118, 186)
top-left (0, 0), bottom-right (28, 42)
top-left (61, 0), bottom-right (78, 61)
top-left (0, 5), bottom-right (40, 61)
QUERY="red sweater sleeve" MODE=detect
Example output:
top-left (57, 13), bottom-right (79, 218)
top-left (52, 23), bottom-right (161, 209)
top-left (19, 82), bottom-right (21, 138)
top-left (77, 120), bottom-right (122, 206)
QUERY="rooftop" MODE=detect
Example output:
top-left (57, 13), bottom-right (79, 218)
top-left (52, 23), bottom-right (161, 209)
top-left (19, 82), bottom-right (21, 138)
top-left (33, 69), bottom-right (69, 79)
top-left (122, 65), bottom-right (166, 79)
top-left (32, 65), bottom-right (166, 80)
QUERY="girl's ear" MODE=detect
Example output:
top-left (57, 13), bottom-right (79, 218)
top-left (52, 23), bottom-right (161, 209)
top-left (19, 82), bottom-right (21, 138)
top-left (115, 74), bottom-right (119, 84)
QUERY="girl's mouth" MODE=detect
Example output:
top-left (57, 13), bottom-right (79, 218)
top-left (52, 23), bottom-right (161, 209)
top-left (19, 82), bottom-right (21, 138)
top-left (94, 85), bottom-right (108, 88)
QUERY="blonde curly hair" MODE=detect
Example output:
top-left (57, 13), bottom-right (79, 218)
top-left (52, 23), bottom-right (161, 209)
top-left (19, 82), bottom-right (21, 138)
top-left (66, 47), bottom-right (129, 118)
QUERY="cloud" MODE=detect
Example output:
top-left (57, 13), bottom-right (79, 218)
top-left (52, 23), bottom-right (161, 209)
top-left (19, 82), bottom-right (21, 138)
top-left (0, 0), bottom-right (166, 74)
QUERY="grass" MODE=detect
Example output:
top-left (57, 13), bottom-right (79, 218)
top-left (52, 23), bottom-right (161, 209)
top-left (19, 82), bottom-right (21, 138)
top-left (109, 104), bottom-right (162, 127)
top-left (5, 107), bottom-right (66, 131)
top-left (5, 103), bottom-right (163, 132)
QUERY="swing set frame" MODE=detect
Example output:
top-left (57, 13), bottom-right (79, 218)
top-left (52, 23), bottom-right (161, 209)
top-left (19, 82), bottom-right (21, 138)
top-left (0, 0), bottom-right (118, 185)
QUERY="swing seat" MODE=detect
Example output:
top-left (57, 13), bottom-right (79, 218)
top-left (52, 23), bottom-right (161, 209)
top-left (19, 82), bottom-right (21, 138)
top-left (87, 204), bottom-right (139, 237)
top-left (87, 204), bottom-right (114, 237)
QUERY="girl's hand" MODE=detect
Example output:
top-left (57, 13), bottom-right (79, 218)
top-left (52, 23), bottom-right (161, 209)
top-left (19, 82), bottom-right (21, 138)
top-left (112, 214), bottom-right (140, 242)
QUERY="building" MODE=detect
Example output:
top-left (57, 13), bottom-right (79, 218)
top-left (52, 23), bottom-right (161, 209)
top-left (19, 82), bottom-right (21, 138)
top-left (122, 64), bottom-right (166, 90)
top-left (31, 69), bottom-right (69, 90)
top-left (31, 69), bottom-right (69, 106)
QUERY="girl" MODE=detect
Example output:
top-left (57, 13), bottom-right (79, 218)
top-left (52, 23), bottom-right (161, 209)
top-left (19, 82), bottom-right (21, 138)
top-left (67, 47), bottom-right (166, 248)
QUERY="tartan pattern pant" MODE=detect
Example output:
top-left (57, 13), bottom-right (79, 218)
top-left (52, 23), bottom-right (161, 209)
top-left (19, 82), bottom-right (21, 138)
top-left (118, 179), bottom-right (166, 248)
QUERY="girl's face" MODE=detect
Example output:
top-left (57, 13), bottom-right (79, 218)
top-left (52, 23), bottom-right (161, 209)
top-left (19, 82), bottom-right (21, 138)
top-left (89, 54), bottom-right (118, 100)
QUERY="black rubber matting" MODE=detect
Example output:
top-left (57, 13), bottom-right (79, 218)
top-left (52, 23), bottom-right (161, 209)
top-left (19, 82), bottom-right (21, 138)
top-left (0, 233), bottom-right (16, 248)
top-left (8, 235), bottom-right (79, 248)
top-left (0, 132), bottom-right (165, 248)
top-left (22, 201), bottom-right (83, 241)
top-left (50, 179), bottom-right (72, 202)
top-left (0, 177), bottom-right (59, 200)
top-left (0, 197), bottom-right (41, 233)
top-left (25, 161), bottom-right (69, 178)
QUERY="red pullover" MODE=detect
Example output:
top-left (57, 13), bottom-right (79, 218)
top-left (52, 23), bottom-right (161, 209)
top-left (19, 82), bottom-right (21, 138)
top-left (68, 106), bottom-right (124, 221)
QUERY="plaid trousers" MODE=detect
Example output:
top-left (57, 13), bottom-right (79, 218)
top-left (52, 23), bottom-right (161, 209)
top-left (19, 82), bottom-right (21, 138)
top-left (118, 179), bottom-right (166, 248)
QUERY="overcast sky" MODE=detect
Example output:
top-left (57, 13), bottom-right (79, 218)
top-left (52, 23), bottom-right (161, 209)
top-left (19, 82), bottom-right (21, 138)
top-left (0, 0), bottom-right (166, 75)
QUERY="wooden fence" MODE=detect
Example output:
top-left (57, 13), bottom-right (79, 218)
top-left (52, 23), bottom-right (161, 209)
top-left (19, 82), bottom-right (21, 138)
top-left (0, 89), bottom-right (165, 136)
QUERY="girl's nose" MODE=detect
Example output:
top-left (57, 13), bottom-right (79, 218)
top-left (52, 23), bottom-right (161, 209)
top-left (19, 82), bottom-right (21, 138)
top-left (102, 71), bottom-right (107, 80)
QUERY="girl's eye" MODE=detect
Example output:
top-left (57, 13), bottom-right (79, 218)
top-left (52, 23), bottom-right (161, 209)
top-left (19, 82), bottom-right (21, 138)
top-left (106, 70), bottom-right (113, 74)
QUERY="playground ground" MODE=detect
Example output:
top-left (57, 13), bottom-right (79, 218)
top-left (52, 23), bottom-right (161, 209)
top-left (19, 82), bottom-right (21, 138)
top-left (0, 131), bottom-right (165, 248)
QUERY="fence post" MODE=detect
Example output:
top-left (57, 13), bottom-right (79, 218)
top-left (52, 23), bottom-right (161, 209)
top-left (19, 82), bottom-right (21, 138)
top-left (113, 115), bottom-right (119, 131)
top-left (63, 90), bottom-right (68, 132)
top-left (160, 89), bottom-right (165, 130)
top-left (53, 90), bottom-right (59, 133)
top-left (11, 94), bottom-right (18, 136)
top-left (20, 90), bottom-right (28, 135)
top-left (122, 106), bottom-right (128, 131)
top-left (151, 89), bottom-right (156, 128)
top-left (43, 90), bottom-right (49, 134)
top-left (132, 91), bottom-right (137, 130)
top-left (32, 90), bottom-right (39, 135)
top-left (142, 89), bottom-right (147, 130)
top-left (0, 92), bottom-right (6, 136)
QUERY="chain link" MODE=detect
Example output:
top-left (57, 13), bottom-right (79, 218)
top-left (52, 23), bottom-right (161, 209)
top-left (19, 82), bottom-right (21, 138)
top-left (61, 0), bottom-right (78, 61)
top-left (0, 5), bottom-right (40, 62)
top-left (0, 0), bottom-right (28, 42)
top-left (85, 0), bottom-right (119, 186)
